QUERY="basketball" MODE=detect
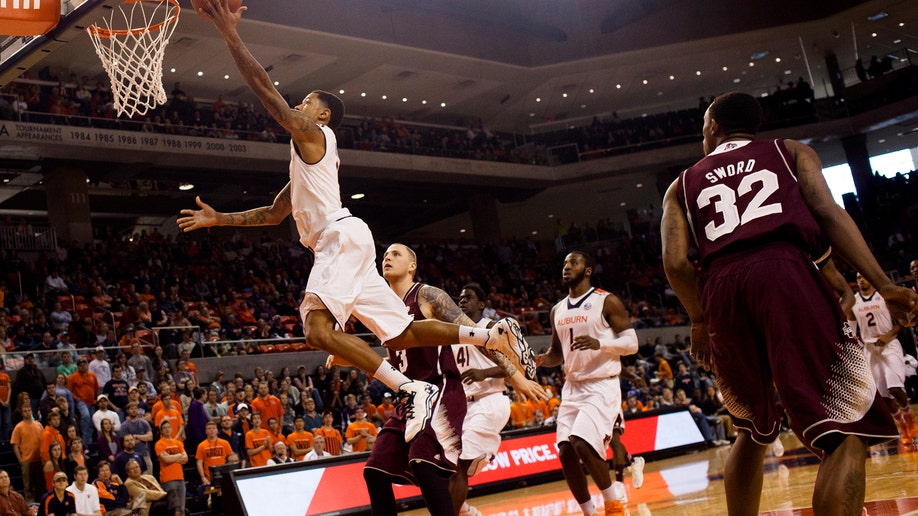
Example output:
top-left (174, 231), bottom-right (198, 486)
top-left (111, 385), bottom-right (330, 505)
top-left (190, 0), bottom-right (244, 16)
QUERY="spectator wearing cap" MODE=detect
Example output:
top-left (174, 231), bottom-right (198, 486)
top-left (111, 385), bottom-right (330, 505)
top-left (132, 368), bottom-right (156, 399)
top-left (92, 394), bottom-right (121, 434)
top-left (376, 392), bottom-right (396, 420)
top-left (55, 332), bottom-right (78, 365)
top-left (66, 357), bottom-right (98, 443)
top-left (89, 346), bottom-right (111, 389)
top-left (117, 325), bottom-right (139, 355)
top-left (39, 471), bottom-right (77, 516)
top-left (231, 403), bottom-right (251, 436)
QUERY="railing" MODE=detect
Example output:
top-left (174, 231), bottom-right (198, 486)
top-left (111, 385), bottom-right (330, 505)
top-left (0, 225), bottom-right (58, 250)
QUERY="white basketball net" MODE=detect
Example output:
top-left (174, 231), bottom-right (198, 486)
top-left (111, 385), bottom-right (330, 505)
top-left (87, 0), bottom-right (180, 118)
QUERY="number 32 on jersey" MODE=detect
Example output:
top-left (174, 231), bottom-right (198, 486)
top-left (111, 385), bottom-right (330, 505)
top-left (697, 169), bottom-right (782, 242)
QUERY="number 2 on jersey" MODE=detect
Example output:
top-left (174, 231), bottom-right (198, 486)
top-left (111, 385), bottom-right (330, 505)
top-left (697, 169), bottom-right (783, 241)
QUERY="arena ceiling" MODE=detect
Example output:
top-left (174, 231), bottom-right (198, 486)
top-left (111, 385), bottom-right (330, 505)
top-left (29, 0), bottom-right (918, 132)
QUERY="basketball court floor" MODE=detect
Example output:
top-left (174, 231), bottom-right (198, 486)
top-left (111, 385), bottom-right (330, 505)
top-left (406, 430), bottom-right (918, 515)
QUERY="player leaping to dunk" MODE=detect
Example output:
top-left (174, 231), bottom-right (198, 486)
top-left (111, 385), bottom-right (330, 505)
top-left (178, 0), bottom-right (535, 442)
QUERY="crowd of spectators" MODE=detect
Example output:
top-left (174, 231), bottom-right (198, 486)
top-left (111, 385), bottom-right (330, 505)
top-left (0, 67), bottom-right (844, 168)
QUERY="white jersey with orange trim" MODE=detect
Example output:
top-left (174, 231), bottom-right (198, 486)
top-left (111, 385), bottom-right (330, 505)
top-left (452, 318), bottom-right (504, 399)
top-left (553, 287), bottom-right (622, 382)
top-left (289, 124), bottom-right (350, 249)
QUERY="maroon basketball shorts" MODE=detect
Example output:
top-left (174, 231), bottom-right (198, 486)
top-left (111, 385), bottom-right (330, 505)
top-left (700, 243), bottom-right (897, 456)
top-left (364, 378), bottom-right (465, 482)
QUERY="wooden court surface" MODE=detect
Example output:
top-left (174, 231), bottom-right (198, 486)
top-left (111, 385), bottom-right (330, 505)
top-left (405, 426), bottom-right (918, 515)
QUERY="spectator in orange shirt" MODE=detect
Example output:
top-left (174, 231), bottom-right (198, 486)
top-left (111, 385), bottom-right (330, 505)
top-left (655, 353), bottom-right (673, 386)
top-left (376, 392), bottom-right (396, 420)
top-left (622, 394), bottom-right (647, 415)
top-left (244, 413), bottom-right (273, 467)
top-left (509, 391), bottom-right (534, 429)
top-left (11, 404), bottom-right (44, 502)
top-left (195, 421), bottom-right (232, 485)
top-left (153, 392), bottom-right (185, 442)
top-left (250, 383), bottom-right (283, 427)
top-left (314, 410), bottom-right (343, 456)
top-left (66, 358), bottom-right (98, 443)
top-left (0, 358), bottom-right (11, 440)
top-left (155, 420), bottom-right (187, 516)
top-left (39, 411), bottom-right (66, 464)
top-left (286, 417), bottom-right (314, 461)
top-left (345, 408), bottom-right (377, 453)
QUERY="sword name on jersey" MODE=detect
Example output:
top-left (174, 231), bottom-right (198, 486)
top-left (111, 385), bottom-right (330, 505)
top-left (704, 158), bottom-right (757, 184)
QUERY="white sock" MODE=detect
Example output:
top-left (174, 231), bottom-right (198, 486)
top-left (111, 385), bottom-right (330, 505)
top-left (374, 361), bottom-right (411, 391)
top-left (458, 325), bottom-right (489, 346)
top-left (600, 484), bottom-right (617, 502)
top-left (579, 500), bottom-right (595, 515)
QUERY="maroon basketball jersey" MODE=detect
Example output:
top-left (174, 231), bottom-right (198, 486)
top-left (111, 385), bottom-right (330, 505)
top-left (386, 282), bottom-right (460, 382)
top-left (677, 139), bottom-right (822, 265)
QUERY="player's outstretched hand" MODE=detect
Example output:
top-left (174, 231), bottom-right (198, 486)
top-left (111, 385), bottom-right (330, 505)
top-left (690, 320), bottom-right (712, 371)
top-left (196, 0), bottom-right (246, 33)
top-left (878, 285), bottom-right (918, 328)
top-left (177, 196), bottom-right (218, 233)
top-left (507, 371), bottom-right (549, 402)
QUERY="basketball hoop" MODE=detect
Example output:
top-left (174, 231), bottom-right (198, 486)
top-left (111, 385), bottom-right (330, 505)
top-left (86, 0), bottom-right (181, 118)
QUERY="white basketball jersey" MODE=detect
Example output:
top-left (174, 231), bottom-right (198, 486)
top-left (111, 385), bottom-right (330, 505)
top-left (453, 318), bottom-right (504, 398)
top-left (289, 125), bottom-right (350, 249)
top-left (553, 288), bottom-right (622, 382)
top-left (853, 290), bottom-right (895, 344)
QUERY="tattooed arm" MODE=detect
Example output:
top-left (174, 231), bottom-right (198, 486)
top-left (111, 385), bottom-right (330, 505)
top-left (177, 183), bottom-right (292, 232)
top-left (418, 285), bottom-right (548, 401)
top-left (195, 0), bottom-right (326, 162)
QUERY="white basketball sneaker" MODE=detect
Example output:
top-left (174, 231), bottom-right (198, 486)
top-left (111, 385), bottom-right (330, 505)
top-left (397, 380), bottom-right (439, 442)
top-left (459, 502), bottom-right (482, 516)
top-left (613, 481), bottom-right (627, 503)
top-left (485, 317), bottom-right (537, 380)
top-left (630, 456), bottom-right (645, 489)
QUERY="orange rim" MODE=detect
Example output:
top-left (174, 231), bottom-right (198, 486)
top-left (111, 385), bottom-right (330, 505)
top-left (86, 0), bottom-right (180, 38)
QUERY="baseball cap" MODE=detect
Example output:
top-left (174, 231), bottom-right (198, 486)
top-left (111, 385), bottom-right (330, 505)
top-left (53, 472), bottom-right (68, 482)
top-left (236, 403), bottom-right (250, 412)
top-left (97, 393), bottom-right (109, 402)
top-left (128, 386), bottom-right (139, 392)
top-left (383, 392), bottom-right (392, 398)
top-left (95, 345), bottom-right (105, 353)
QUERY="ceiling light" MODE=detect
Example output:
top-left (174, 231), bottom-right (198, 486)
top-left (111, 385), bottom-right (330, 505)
top-left (224, 74), bottom-right (229, 79)
top-left (273, 81), bottom-right (279, 86)
top-left (580, 104), bottom-right (586, 108)
top-left (562, 93), bottom-right (568, 98)
top-left (381, 95), bottom-right (387, 99)
top-left (894, 39), bottom-right (902, 44)
top-left (867, 12), bottom-right (887, 21)
top-left (722, 66), bottom-right (728, 71)
top-left (440, 102), bottom-right (446, 107)
top-left (878, 139), bottom-right (886, 144)
top-left (669, 75), bottom-right (675, 80)
top-left (750, 51), bottom-right (769, 60)
top-left (899, 22), bottom-right (905, 27)
top-left (402, 97), bottom-right (408, 102)
top-left (197, 71), bottom-right (203, 76)
top-left (360, 92), bottom-right (366, 97)
top-left (775, 57), bottom-right (781, 63)
top-left (170, 68), bottom-right (176, 73)
top-left (636, 183), bottom-right (643, 188)
top-left (733, 78), bottom-right (741, 83)
top-left (85, 178), bottom-right (90, 183)
top-left (4, 178), bottom-right (11, 183)
top-left (871, 32), bottom-right (877, 37)
top-left (588, 89), bottom-right (594, 93)
top-left (351, 193), bottom-right (365, 200)
top-left (748, 62), bottom-right (755, 67)
top-left (696, 70), bottom-right (701, 76)
top-left (619, 202), bottom-right (626, 207)
top-left (531, 231), bottom-right (538, 235)
top-left (536, 97), bottom-right (541, 102)
top-left (459, 229), bottom-right (467, 233)
top-left (179, 183), bottom-right (194, 191)
top-left (529, 113), bottom-right (535, 117)
top-left (784, 70), bottom-right (792, 75)
top-left (422, 100), bottom-right (427, 104)
top-left (642, 79), bottom-right (648, 85)
top-left (547, 214), bottom-right (554, 219)
top-left (339, 89), bottom-right (345, 94)
top-left (616, 84), bottom-right (621, 89)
